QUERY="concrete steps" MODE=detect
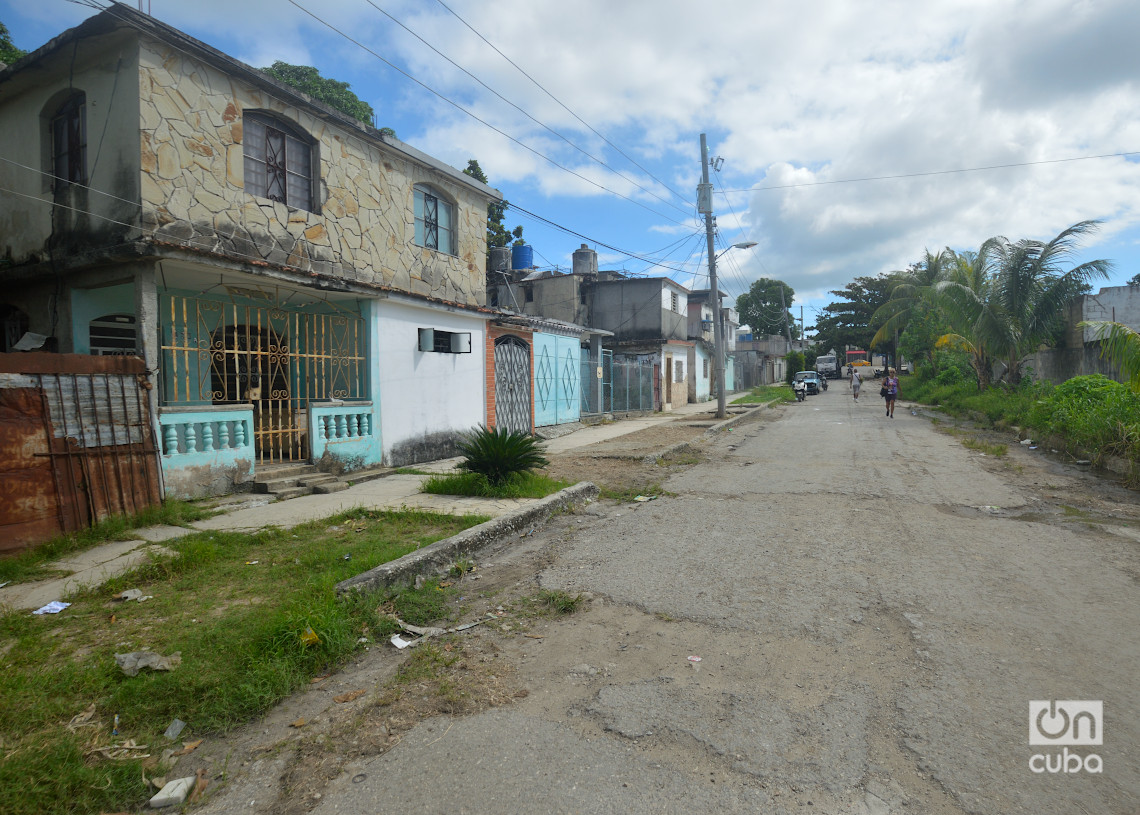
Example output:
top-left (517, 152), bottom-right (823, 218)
top-left (252, 462), bottom-right (384, 500)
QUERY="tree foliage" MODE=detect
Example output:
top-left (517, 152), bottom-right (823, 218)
top-left (1, 21), bottom-right (26, 65)
top-left (868, 221), bottom-right (1110, 389)
top-left (813, 275), bottom-right (895, 362)
top-left (1079, 320), bottom-right (1140, 392)
top-left (463, 159), bottom-right (523, 254)
top-left (736, 278), bottom-right (795, 337)
top-left (261, 61), bottom-right (374, 125)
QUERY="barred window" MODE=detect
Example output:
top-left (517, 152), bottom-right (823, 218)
top-left (414, 185), bottom-right (456, 256)
top-left (243, 113), bottom-right (315, 212)
top-left (51, 94), bottom-right (86, 185)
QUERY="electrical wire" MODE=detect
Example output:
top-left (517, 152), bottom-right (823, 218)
top-left (283, 0), bottom-right (689, 227)
top-left (362, 0), bottom-right (689, 217)
top-left (431, 0), bottom-right (693, 209)
top-left (721, 150), bottom-right (1140, 194)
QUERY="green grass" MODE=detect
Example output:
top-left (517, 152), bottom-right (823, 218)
top-left (512, 589), bottom-right (585, 618)
top-left (0, 507), bottom-right (487, 815)
top-left (598, 482), bottom-right (664, 502)
top-left (0, 500), bottom-right (214, 585)
top-left (394, 467), bottom-right (432, 475)
top-left (421, 470), bottom-right (573, 499)
top-left (536, 589), bottom-right (583, 614)
top-left (905, 372), bottom-right (1140, 479)
top-left (731, 385), bottom-right (795, 405)
top-left (961, 437), bottom-right (1008, 457)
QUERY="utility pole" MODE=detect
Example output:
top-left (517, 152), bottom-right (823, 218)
top-left (780, 285), bottom-right (793, 350)
top-left (698, 133), bottom-right (727, 418)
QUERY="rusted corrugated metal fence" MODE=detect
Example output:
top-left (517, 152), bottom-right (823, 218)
top-left (0, 353), bottom-right (161, 555)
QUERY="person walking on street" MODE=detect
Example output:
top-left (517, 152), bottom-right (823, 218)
top-left (850, 367), bottom-right (861, 402)
top-left (884, 367), bottom-right (899, 417)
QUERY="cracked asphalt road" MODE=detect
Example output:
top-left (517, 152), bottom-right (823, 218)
top-left (227, 389), bottom-right (1140, 814)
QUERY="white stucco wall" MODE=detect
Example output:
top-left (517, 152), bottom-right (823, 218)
top-left (371, 297), bottom-right (486, 466)
top-left (693, 344), bottom-right (711, 402)
top-left (661, 285), bottom-right (689, 315)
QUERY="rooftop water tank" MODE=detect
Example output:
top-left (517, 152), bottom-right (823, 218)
top-left (511, 244), bottom-right (533, 270)
top-left (489, 247), bottom-right (511, 272)
top-left (572, 243), bottom-right (598, 276)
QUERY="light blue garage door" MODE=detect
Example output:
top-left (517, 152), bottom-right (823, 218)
top-left (533, 333), bottom-right (581, 427)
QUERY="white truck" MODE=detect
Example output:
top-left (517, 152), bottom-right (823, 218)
top-left (815, 353), bottom-right (839, 379)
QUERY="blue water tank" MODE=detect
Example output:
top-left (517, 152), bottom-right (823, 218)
top-left (511, 244), bottom-right (533, 270)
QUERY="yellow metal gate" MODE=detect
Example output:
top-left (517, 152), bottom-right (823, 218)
top-left (160, 295), bottom-right (365, 463)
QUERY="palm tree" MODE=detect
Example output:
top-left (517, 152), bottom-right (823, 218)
top-left (1078, 320), bottom-right (1140, 391)
top-left (870, 248), bottom-right (953, 371)
top-left (935, 222), bottom-right (1111, 387)
top-left (931, 248), bottom-right (1000, 388)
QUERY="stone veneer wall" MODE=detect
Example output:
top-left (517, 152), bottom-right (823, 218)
top-left (137, 38), bottom-right (488, 307)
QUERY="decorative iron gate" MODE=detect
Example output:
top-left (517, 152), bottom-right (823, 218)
top-left (494, 335), bottom-right (531, 434)
top-left (160, 295), bottom-right (365, 463)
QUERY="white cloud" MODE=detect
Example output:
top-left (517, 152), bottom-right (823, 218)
top-left (6, 0), bottom-right (1139, 306)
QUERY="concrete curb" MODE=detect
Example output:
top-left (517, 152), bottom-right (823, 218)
top-left (335, 481), bottom-right (600, 595)
top-left (642, 402), bottom-right (774, 463)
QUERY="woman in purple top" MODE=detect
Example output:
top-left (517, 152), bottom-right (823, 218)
top-left (884, 367), bottom-right (899, 417)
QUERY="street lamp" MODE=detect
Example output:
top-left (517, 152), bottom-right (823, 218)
top-left (708, 240), bottom-right (757, 418)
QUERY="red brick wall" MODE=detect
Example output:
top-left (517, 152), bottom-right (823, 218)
top-left (485, 325), bottom-right (535, 431)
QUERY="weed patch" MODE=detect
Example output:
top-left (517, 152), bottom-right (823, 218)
top-left (961, 437), bottom-right (1008, 457)
top-left (732, 385), bottom-right (794, 405)
top-left (422, 470), bottom-right (572, 499)
top-left (0, 500), bottom-right (214, 585)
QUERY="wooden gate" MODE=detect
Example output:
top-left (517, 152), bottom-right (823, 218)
top-left (494, 335), bottom-right (532, 434)
top-left (0, 354), bottom-right (161, 554)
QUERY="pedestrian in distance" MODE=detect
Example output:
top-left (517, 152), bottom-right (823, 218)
top-left (883, 367), bottom-right (899, 417)
top-left (850, 366), bottom-right (861, 402)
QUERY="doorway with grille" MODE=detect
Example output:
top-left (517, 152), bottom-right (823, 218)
top-left (160, 294), bottom-right (366, 463)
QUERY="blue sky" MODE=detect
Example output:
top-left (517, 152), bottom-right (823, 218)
top-left (4, 0), bottom-right (1140, 329)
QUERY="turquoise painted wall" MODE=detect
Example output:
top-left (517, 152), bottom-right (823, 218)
top-left (71, 283), bottom-right (135, 354)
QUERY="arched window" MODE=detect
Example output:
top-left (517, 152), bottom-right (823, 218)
top-left (50, 93), bottom-right (86, 185)
top-left (242, 112), bottom-right (316, 212)
top-left (89, 314), bottom-right (138, 356)
top-left (414, 184), bottom-right (456, 256)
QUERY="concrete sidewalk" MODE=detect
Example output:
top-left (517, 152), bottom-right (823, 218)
top-left (0, 398), bottom-right (754, 610)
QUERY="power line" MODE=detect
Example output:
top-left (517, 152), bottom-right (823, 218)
top-left (509, 203), bottom-right (701, 275)
top-left (284, 0), bottom-right (689, 227)
top-left (363, 0), bottom-right (689, 217)
top-left (431, 0), bottom-right (693, 209)
top-left (722, 150), bottom-right (1140, 194)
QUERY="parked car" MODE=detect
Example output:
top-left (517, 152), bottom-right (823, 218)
top-left (793, 371), bottom-right (822, 395)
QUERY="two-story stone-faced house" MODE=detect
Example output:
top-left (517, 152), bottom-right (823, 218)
top-left (0, 5), bottom-right (502, 497)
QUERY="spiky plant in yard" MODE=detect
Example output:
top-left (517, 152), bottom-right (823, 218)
top-left (457, 426), bottom-right (548, 486)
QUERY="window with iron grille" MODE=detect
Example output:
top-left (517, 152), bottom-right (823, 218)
top-left (414, 185), bottom-right (456, 255)
top-left (674, 360), bottom-right (684, 382)
top-left (243, 113), bottom-right (315, 212)
top-left (51, 94), bottom-right (86, 186)
top-left (670, 291), bottom-right (679, 313)
top-left (703, 358), bottom-right (709, 378)
top-left (90, 314), bottom-right (138, 356)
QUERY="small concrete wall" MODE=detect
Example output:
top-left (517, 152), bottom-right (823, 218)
top-left (336, 482), bottom-right (599, 594)
top-left (159, 405), bottom-right (254, 498)
top-left (309, 402), bottom-right (380, 468)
